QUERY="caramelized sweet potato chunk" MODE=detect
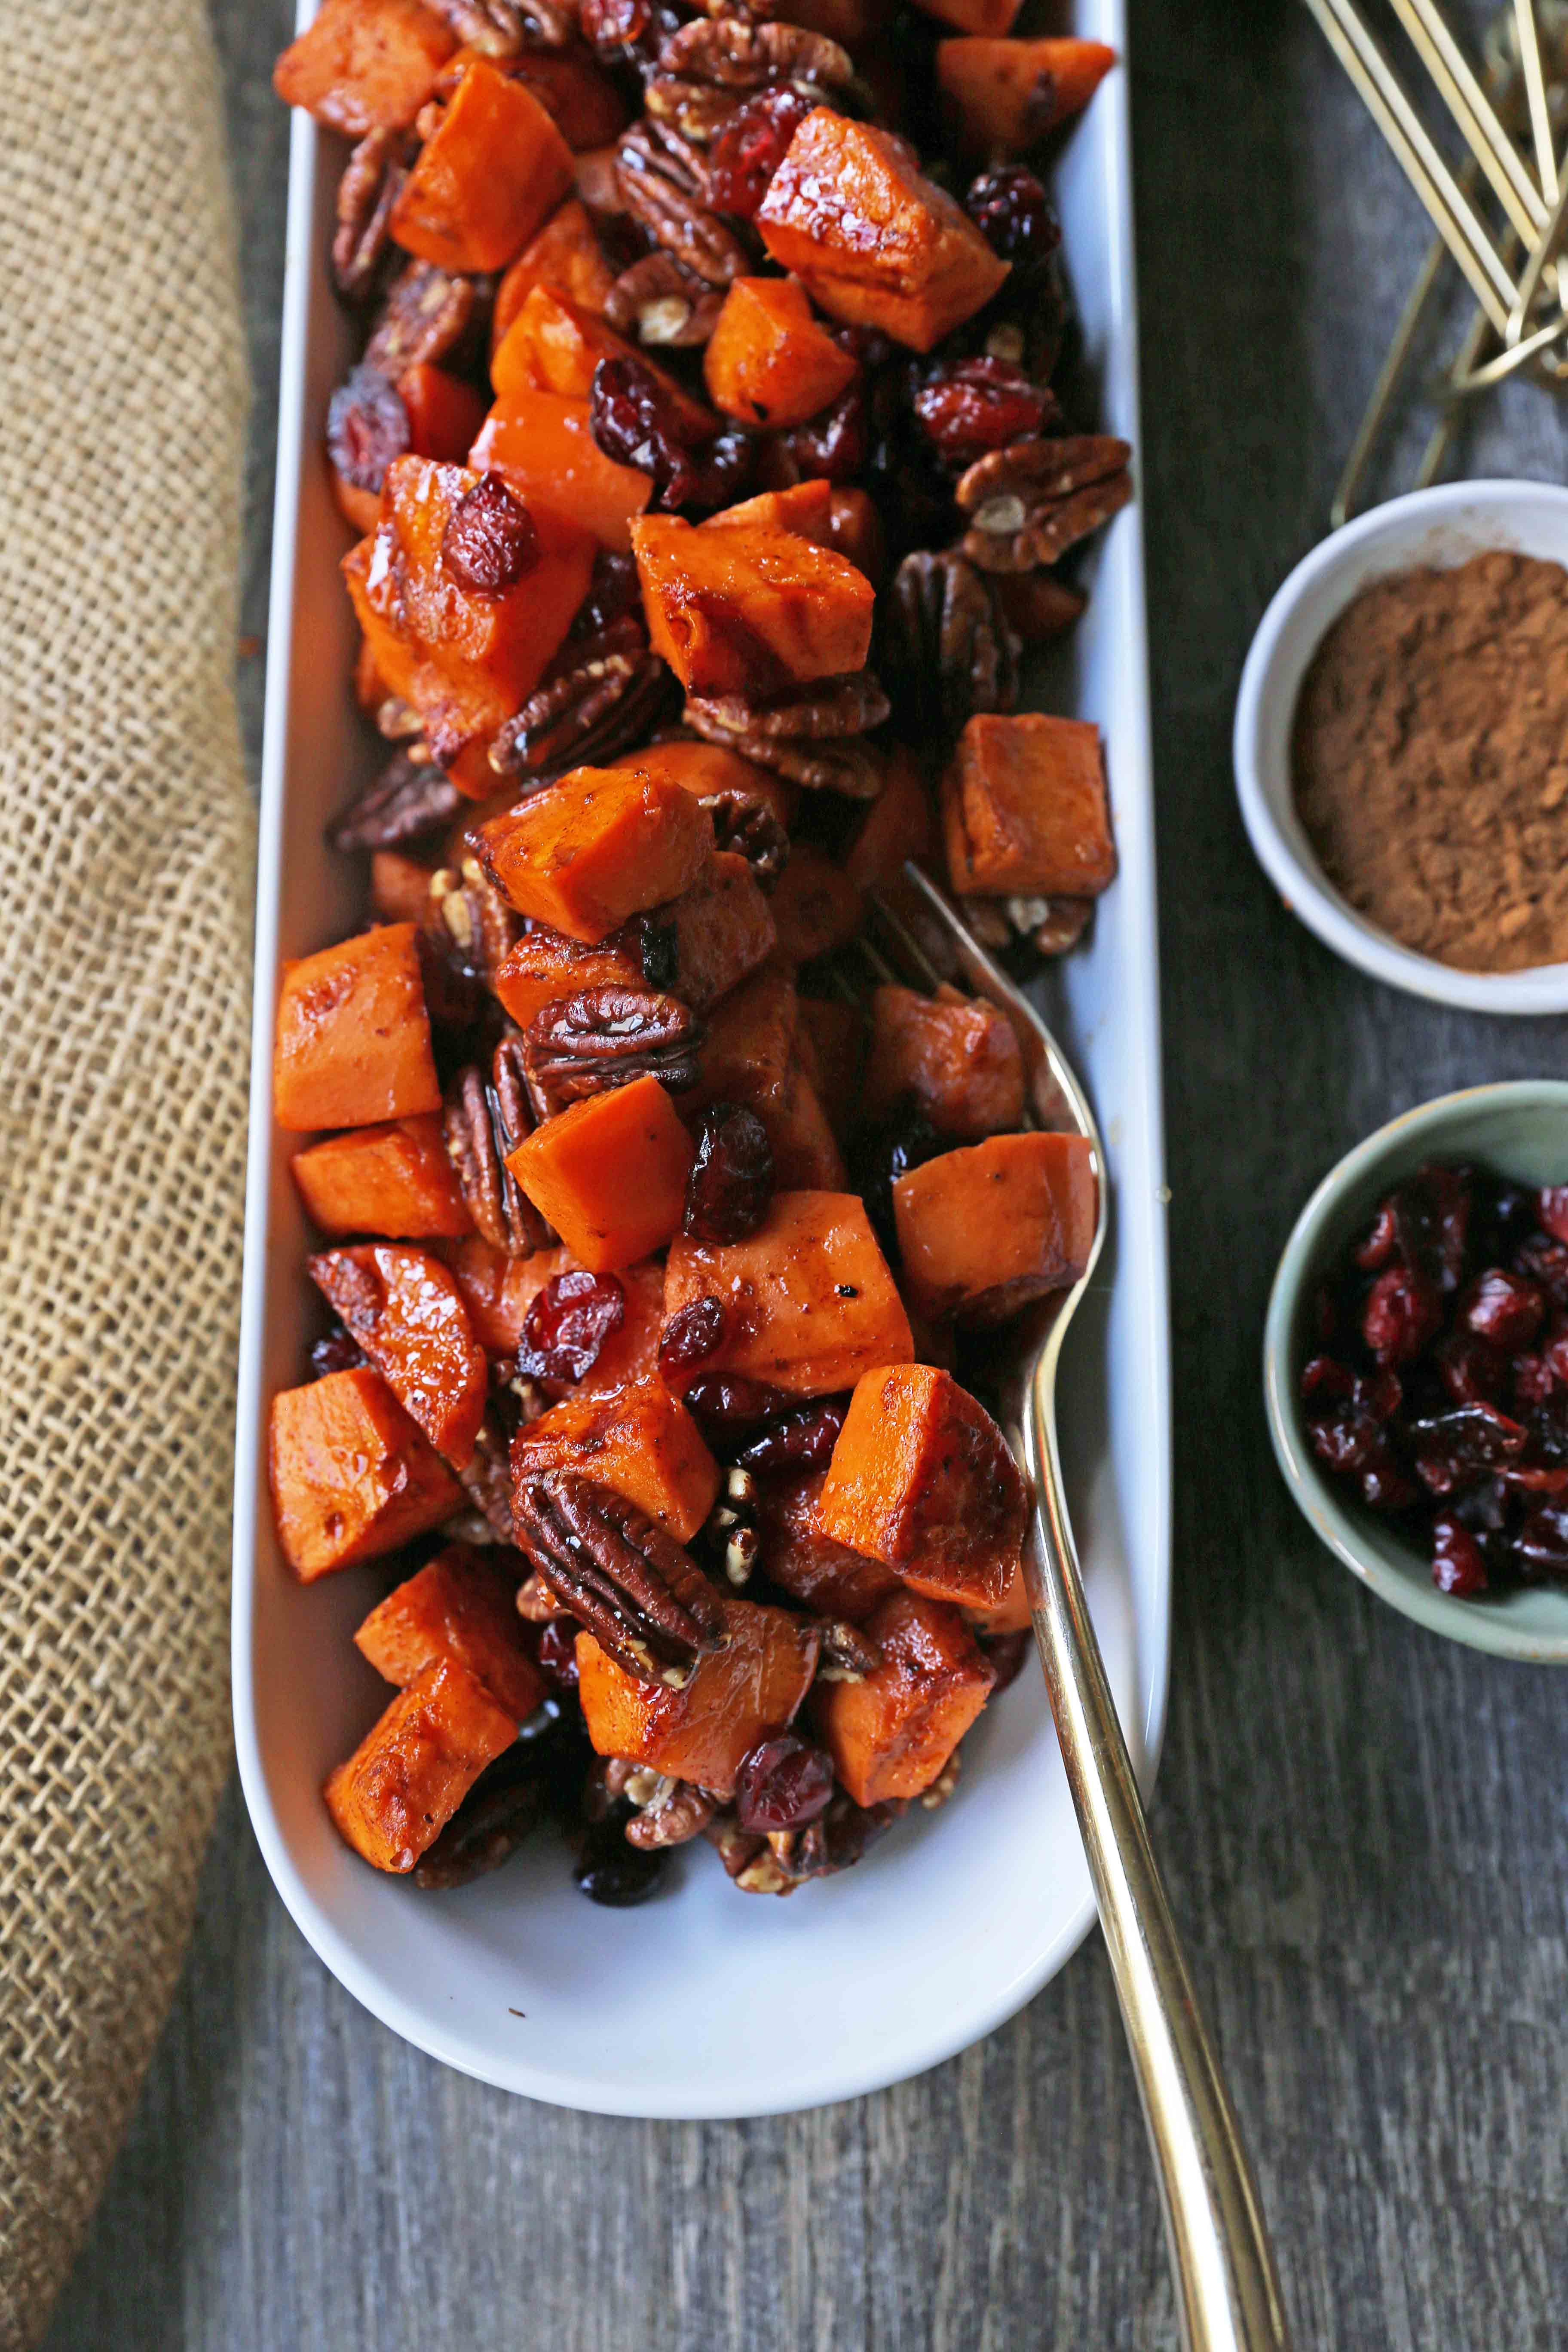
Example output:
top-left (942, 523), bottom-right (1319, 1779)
top-left (893, 1131), bottom-right (1096, 1323)
top-left (703, 276), bottom-right (860, 428)
top-left (291, 1113), bottom-right (473, 1240)
top-left (477, 766), bottom-right (714, 941)
top-left (766, 842), bottom-right (864, 966)
top-left (324, 1656), bottom-right (517, 1872)
top-left (391, 59), bottom-right (575, 273)
top-left (308, 1243), bottom-right (488, 1467)
top-left (469, 387), bottom-right (653, 550)
top-left (936, 36), bottom-right (1117, 158)
top-left (508, 1074), bottom-right (695, 1271)
top-left (664, 1190), bottom-right (913, 1396)
top-left (274, 922), bottom-right (440, 1133)
top-left (576, 1594), bottom-right (820, 1796)
top-left (685, 973), bottom-right (842, 1181)
top-left (756, 1470), bottom-right (903, 1620)
top-left (482, 1244), bottom-right (666, 1394)
top-left (631, 514), bottom-right (875, 696)
top-left (442, 1235), bottom-right (542, 1352)
top-left (816, 1362), bottom-right (1025, 1609)
top-left (942, 712), bottom-right (1116, 898)
top-left (268, 1366), bottom-right (462, 1581)
top-left (606, 736), bottom-right (798, 833)
top-left (659, 850), bottom-right (777, 1008)
top-left (493, 285), bottom-right (714, 440)
top-left (812, 1589), bottom-right (994, 1804)
top-left (862, 983), bottom-right (1025, 1141)
top-left (702, 478), bottom-right (837, 548)
top-left (511, 1378), bottom-right (719, 1540)
top-left (492, 199), bottom-right (616, 352)
top-left (756, 108), bottom-right (1009, 352)
top-left (273, 0), bottom-right (454, 136)
top-left (491, 926), bottom-right (642, 1032)
top-left (396, 362), bottom-right (488, 463)
top-left (844, 747), bottom-right (934, 894)
top-left (370, 848), bottom-right (440, 925)
top-left (355, 1545), bottom-right (546, 1721)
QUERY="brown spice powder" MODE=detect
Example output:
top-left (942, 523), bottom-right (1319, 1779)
top-left (1291, 550), bottom-right (1568, 973)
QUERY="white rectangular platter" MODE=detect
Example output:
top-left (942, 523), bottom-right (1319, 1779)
top-left (234, 0), bottom-right (1170, 2118)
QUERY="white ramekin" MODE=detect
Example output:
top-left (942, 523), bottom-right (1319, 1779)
top-left (1234, 478), bottom-right (1568, 1016)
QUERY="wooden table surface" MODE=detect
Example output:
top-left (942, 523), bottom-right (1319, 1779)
top-left (43, 4), bottom-right (1568, 2345)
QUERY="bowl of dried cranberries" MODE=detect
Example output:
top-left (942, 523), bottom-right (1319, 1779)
top-left (1265, 1081), bottom-right (1568, 1661)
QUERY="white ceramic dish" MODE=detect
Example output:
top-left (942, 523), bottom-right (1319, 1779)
top-left (233, 0), bottom-right (1170, 2117)
top-left (1234, 478), bottom-right (1568, 1016)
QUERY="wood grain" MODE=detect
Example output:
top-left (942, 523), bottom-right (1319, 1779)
top-left (42, 1), bottom-right (1568, 2343)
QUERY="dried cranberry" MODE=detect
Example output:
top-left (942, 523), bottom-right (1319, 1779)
top-left (441, 473), bottom-right (540, 596)
top-left (1410, 1402), bottom-right (1528, 1493)
top-left (1514, 1350), bottom-right (1559, 1406)
top-left (591, 356), bottom-right (705, 509)
top-left (1354, 1199), bottom-right (1400, 1271)
top-left (574, 1815), bottom-right (668, 1904)
top-left (682, 1372), bottom-right (794, 1431)
top-left (689, 428), bottom-right (756, 511)
top-left (851, 1093), bottom-right (946, 1257)
top-left (738, 1397), bottom-right (848, 1474)
top-left (1361, 1460), bottom-right (1417, 1510)
top-left (1362, 1265), bottom-right (1442, 1366)
top-left (1515, 1231), bottom-right (1568, 1309)
top-left (979, 1626), bottom-right (1033, 1692)
top-left (1435, 1329), bottom-right (1506, 1407)
top-left (536, 1617), bottom-right (581, 1690)
top-left (963, 165), bottom-right (1062, 266)
top-left (775, 380), bottom-right (868, 485)
top-left (1515, 1500), bottom-right (1568, 1580)
top-left (1538, 1186), bottom-right (1568, 1245)
top-left (567, 547), bottom-right (643, 643)
top-left (708, 86), bottom-right (817, 220)
top-left (326, 363), bottom-right (409, 494)
top-left (518, 1269), bottom-right (626, 1384)
top-left (658, 1295), bottom-right (728, 1383)
top-left (1545, 1318), bottom-right (1568, 1385)
top-left (1396, 1164), bottom-right (1472, 1292)
top-left (310, 1324), bottom-right (366, 1378)
top-left (733, 1733), bottom-right (836, 1832)
top-left (913, 356), bottom-right (1050, 471)
top-left (685, 1103), bottom-right (774, 1243)
top-left (1461, 1267), bottom-right (1544, 1350)
top-left (1432, 1511), bottom-right (1488, 1596)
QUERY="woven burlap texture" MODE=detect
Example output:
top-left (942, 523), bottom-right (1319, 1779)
top-left (0, 2), bottom-right (254, 2343)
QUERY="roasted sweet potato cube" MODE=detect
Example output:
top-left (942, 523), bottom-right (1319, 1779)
top-left (274, 922), bottom-right (441, 1133)
top-left (324, 1656), bottom-right (517, 1872)
top-left (492, 199), bottom-right (616, 353)
top-left (396, 362), bottom-right (488, 462)
top-left (660, 850), bottom-right (777, 1008)
top-left (511, 1378), bottom-right (719, 1540)
top-left (493, 285), bottom-right (714, 441)
top-left (486, 1244), bottom-right (666, 1396)
top-left (756, 1471), bottom-right (903, 1620)
top-left (766, 842), bottom-right (864, 966)
top-left (942, 712), bottom-right (1116, 898)
top-left (391, 58), bottom-right (575, 273)
top-left (701, 478), bottom-right (837, 548)
top-left (664, 1191), bottom-right (913, 1396)
top-left (862, 983), bottom-right (1025, 1141)
top-left (936, 36), bottom-right (1117, 158)
top-left (845, 747), bottom-right (934, 894)
top-left (291, 1113), bottom-right (473, 1240)
top-left (812, 1590), bottom-right (994, 1804)
top-left (470, 387), bottom-right (653, 550)
top-left (273, 0), bottom-right (455, 135)
top-left (756, 108), bottom-right (1008, 352)
top-left (968, 1558), bottom-right (1031, 1635)
top-left (576, 1594), bottom-right (820, 1796)
top-left (770, 1063), bottom-right (848, 1188)
top-left (491, 925), bottom-right (641, 1031)
top-left (703, 276), bottom-right (860, 428)
top-left (686, 968), bottom-right (798, 1114)
top-left (631, 514), bottom-right (875, 696)
top-left (370, 848), bottom-right (439, 925)
top-left (817, 1363), bottom-right (1026, 1610)
top-left (606, 736), bottom-right (798, 833)
top-left (476, 766), bottom-right (714, 941)
top-left (268, 1366), bottom-right (462, 1581)
top-left (443, 1236), bottom-right (543, 1353)
top-left (355, 1545), bottom-right (546, 1721)
top-left (894, 1132), bottom-right (1096, 1323)
top-left (505, 48), bottom-right (630, 150)
top-left (508, 1074), bottom-right (695, 1270)
top-left (308, 1243), bottom-right (488, 1467)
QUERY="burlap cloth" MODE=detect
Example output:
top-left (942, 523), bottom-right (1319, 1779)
top-left (0, 3), bottom-right (255, 2342)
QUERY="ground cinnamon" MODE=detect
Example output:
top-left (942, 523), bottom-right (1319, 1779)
top-left (1291, 549), bottom-right (1568, 973)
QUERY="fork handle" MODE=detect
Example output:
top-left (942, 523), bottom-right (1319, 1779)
top-left (1022, 1387), bottom-right (1293, 2352)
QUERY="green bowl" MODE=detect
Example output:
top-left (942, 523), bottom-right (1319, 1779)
top-left (1265, 1082), bottom-right (1568, 1663)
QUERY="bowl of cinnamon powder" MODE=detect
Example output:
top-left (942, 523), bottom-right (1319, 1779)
top-left (1235, 479), bottom-right (1568, 1013)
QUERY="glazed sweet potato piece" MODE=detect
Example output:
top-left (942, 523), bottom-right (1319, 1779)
top-left (469, 387), bottom-right (652, 550)
top-left (491, 926), bottom-right (642, 1032)
top-left (658, 851), bottom-right (777, 1009)
top-left (942, 712), bottom-right (1116, 898)
top-left (756, 109), bottom-right (1009, 352)
top-left (268, 1366), bottom-right (462, 1581)
top-left (817, 1362), bottom-right (1026, 1610)
top-left (355, 1545), bottom-right (546, 1721)
top-left (862, 983), bottom-right (1026, 1141)
top-left (390, 59), bottom-right (575, 274)
top-left (844, 747), bottom-right (934, 894)
top-left (894, 1131), bottom-right (1096, 1323)
top-left (505, 48), bottom-right (630, 151)
top-left (511, 1378), bottom-right (719, 1540)
top-left (291, 1113), bottom-right (473, 1240)
top-left (703, 276), bottom-right (859, 428)
top-left (492, 200), bottom-right (616, 352)
top-left (493, 286), bottom-right (714, 441)
top-left (766, 842), bottom-right (864, 966)
top-left (812, 1590), bottom-right (994, 1804)
top-left (324, 1656), bottom-right (517, 1872)
top-left (936, 37), bottom-right (1117, 158)
top-left (508, 1074), bottom-right (695, 1270)
top-left (396, 362), bottom-right (488, 463)
top-left (687, 974), bottom-right (843, 1182)
top-left (631, 514), bottom-right (876, 695)
top-left (756, 1471), bottom-right (903, 1621)
top-left (442, 1235), bottom-right (543, 1352)
top-left (370, 848), bottom-right (440, 925)
top-left (481, 1244), bottom-right (666, 1395)
top-left (606, 736), bottom-right (798, 833)
top-left (273, 0), bottom-right (455, 136)
top-left (274, 922), bottom-right (440, 1133)
top-left (476, 766), bottom-right (714, 941)
top-left (702, 478), bottom-right (837, 548)
top-left (308, 1243), bottom-right (488, 1467)
top-left (664, 1190), bottom-right (913, 1396)
top-left (576, 1594), bottom-right (820, 1796)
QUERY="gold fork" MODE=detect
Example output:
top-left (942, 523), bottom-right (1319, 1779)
top-left (858, 864), bottom-right (1293, 2352)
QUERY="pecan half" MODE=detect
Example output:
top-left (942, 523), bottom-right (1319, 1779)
top-left (420, 854), bottom-right (521, 1024)
top-left (682, 706), bottom-right (885, 797)
top-left (511, 1472), bottom-right (728, 1683)
top-left (705, 1812), bottom-right (768, 1879)
top-left (624, 1776), bottom-right (719, 1847)
top-left (954, 436), bottom-right (1133, 575)
top-left (616, 121), bottom-right (747, 285)
top-left (372, 694), bottom-right (428, 746)
top-left (489, 625), bottom-right (675, 776)
top-left (648, 18), bottom-right (854, 143)
top-left (814, 1618), bottom-right (882, 1683)
top-left (429, 0), bottom-right (575, 53)
top-left (605, 251), bottom-right (726, 348)
top-left (333, 129), bottom-right (413, 301)
top-left (699, 789), bottom-right (790, 885)
top-left (364, 259), bottom-right (478, 376)
top-left (444, 1037), bottom-right (552, 1254)
top-left (523, 985), bottom-right (702, 1111)
top-left (696, 1464), bottom-right (760, 1586)
top-left (685, 671), bottom-right (889, 741)
top-left (412, 1746), bottom-right (547, 1888)
top-left (880, 550), bottom-right (1018, 740)
top-left (457, 1406), bottom-right (521, 1542)
top-left (327, 750), bottom-right (462, 853)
